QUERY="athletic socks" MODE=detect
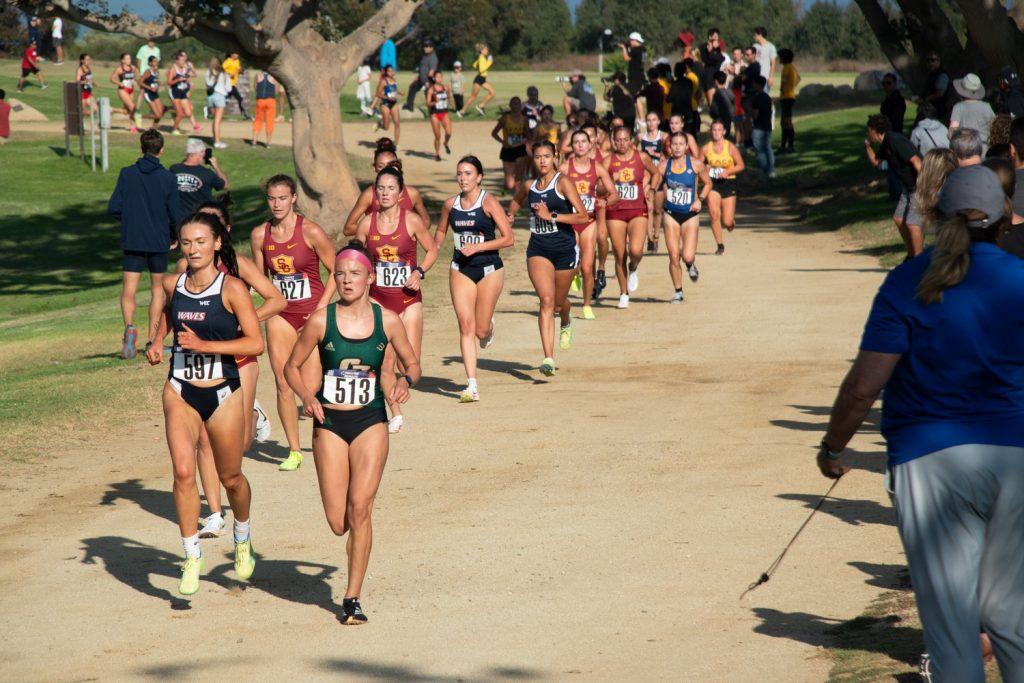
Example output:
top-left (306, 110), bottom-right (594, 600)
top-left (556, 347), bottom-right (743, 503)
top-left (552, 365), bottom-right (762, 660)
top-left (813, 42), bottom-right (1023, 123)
top-left (467, 377), bottom-right (478, 391)
top-left (233, 518), bottom-right (250, 543)
top-left (182, 533), bottom-right (201, 559)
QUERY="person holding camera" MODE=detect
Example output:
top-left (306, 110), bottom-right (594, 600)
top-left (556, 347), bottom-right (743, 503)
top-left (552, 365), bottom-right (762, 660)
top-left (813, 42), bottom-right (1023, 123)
top-left (604, 72), bottom-right (636, 132)
top-left (561, 69), bottom-right (596, 117)
top-left (619, 32), bottom-right (647, 97)
top-left (170, 138), bottom-right (230, 215)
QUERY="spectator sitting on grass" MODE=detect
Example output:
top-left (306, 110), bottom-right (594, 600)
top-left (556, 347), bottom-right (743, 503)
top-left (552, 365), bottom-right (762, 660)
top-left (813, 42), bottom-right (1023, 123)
top-left (0, 89), bottom-right (10, 144)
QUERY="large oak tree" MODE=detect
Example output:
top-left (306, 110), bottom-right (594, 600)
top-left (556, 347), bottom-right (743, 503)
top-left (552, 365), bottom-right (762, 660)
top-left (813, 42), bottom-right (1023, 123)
top-left (12, 0), bottom-right (422, 239)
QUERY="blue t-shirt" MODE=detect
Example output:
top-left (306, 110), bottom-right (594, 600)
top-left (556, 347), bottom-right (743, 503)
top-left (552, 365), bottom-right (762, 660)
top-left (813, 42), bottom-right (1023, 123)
top-left (860, 242), bottom-right (1024, 464)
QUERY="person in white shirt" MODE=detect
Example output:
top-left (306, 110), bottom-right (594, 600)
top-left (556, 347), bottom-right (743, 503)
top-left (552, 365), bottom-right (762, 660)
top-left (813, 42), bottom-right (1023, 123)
top-left (356, 61), bottom-right (372, 116)
top-left (753, 26), bottom-right (777, 89)
top-left (51, 17), bottom-right (63, 65)
top-left (205, 58), bottom-right (232, 148)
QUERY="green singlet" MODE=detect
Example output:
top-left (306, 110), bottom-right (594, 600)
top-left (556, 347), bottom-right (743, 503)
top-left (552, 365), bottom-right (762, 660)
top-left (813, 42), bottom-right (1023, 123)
top-left (317, 302), bottom-right (388, 409)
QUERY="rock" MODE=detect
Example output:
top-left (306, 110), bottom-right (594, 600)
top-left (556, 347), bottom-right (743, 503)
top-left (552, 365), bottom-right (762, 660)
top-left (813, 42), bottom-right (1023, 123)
top-left (835, 84), bottom-right (854, 96)
top-left (799, 83), bottom-right (837, 98)
top-left (855, 69), bottom-right (900, 92)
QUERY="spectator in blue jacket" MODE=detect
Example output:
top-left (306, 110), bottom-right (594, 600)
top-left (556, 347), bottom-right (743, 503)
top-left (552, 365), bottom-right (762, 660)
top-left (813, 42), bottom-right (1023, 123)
top-left (379, 38), bottom-right (396, 72)
top-left (108, 129), bottom-right (185, 359)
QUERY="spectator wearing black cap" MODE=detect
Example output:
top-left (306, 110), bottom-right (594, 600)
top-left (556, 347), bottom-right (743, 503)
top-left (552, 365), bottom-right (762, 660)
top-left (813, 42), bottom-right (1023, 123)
top-left (403, 39), bottom-right (438, 112)
top-left (991, 67), bottom-right (1024, 119)
top-left (817, 164), bottom-right (1024, 683)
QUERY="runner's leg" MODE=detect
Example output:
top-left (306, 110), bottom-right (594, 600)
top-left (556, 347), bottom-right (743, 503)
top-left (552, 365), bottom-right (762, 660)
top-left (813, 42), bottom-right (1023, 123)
top-left (344, 424), bottom-right (389, 598)
top-left (528, 256), bottom-right (557, 359)
top-left (607, 219), bottom-right (628, 295)
top-left (266, 316), bottom-right (302, 454)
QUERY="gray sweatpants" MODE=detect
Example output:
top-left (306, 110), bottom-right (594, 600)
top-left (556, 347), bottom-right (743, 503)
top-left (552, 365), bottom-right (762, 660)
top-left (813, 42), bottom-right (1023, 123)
top-left (889, 444), bottom-right (1024, 683)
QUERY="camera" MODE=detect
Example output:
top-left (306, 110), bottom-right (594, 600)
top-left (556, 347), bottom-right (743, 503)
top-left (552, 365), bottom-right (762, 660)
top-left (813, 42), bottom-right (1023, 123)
top-left (203, 147), bottom-right (213, 165)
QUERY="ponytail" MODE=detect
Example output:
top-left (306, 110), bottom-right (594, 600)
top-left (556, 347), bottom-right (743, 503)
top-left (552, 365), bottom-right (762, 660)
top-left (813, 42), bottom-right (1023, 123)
top-left (915, 212), bottom-right (976, 304)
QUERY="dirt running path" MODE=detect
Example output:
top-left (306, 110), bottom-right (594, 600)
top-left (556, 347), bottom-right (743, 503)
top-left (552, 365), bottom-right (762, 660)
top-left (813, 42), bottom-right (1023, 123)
top-left (0, 120), bottom-right (904, 680)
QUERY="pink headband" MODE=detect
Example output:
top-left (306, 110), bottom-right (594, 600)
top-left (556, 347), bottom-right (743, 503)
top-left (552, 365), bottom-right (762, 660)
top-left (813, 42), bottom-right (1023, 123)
top-left (335, 248), bottom-right (372, 271)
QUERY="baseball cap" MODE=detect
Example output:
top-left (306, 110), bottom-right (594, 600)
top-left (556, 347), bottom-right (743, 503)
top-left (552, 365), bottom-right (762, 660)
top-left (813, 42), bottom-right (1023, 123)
top-left (937, 166), bottom-right (1007, 227)
top-left (423, 38), bottom-right (433, 47)
top-left (453, 61), bottom-right (462, 68)
top-left (628, 32), bottom-right (644, 43)
top-left (677, 31), bottom-right (694, 47)
top-left (571, 68), bottom-right (584, 77)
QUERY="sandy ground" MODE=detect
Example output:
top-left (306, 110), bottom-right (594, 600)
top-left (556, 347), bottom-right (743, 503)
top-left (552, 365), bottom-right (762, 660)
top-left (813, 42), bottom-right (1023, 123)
top-left (0, 119), bottom-right (905, 681)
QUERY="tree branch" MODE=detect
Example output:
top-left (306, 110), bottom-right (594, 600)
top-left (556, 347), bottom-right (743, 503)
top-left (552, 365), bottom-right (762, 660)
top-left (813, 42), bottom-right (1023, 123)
top-left (16, 0), bottom-right (181, 41)
top-left (336, 0), bottom-right (424, 77)
top-left (951, 0), bottom-right (1024, 79)
top-left (853, 0), bottom-right (917, 86)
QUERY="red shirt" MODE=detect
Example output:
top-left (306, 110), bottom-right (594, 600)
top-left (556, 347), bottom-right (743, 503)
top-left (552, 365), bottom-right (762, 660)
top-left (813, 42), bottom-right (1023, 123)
top-left (0, 101), bottom-right (10, 139)
top-left (22, 47), bottom-right (37, 69)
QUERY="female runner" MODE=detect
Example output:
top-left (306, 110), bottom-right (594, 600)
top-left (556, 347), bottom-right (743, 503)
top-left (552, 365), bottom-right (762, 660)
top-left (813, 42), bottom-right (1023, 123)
top-left (491, 97), bottom-right (531, 193)
top-left (145, 212), bottom-right (262, 596)
top-left (560, 129), bottom-right (619, 320)
top-left (173, 202), bottom-right (285, 537)
top-left (372, 65), bottom-right (402, 147)
top-left (251, 175), bottom-right (337, 471)
top-left (343, 138), bottom-right (432, 238)
top-left (168, 51), bottom-right (199, 134)
top-left (434, 156), bottom-right (515, 401)
top-left (354, 166), bottom-right (437, 433)
top-left (284, 240), bottom-right (420, 625)
top-left (637, 111), bottom-right (667, 252)
top-left (458, 44), bottom-right (495, 116)
top-left (660, 131), bottom-right (712, 302)
top-left (508, 141), bottom-right (590, 376)
top-left (425, 71), bottom-right (453, 161)
top-left (603, 126), bottom-right (662, 309)
top-left (139, 55), bottom-right (165, 128)
top-left (110, 52), bottom-right (139, 132)
top-left (76, 53), bottom-right (97, 117)
top-left (581, 122), bottom-right (612, 298)
top-left (701, 120), bottom-right (745, 255)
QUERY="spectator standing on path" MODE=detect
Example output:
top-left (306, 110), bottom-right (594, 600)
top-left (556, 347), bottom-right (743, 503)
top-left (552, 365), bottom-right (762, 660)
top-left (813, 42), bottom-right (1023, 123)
top-left (251, 71), bottom-right (279, 146)
top-left (753, 27), bottom-right (777, 90)
top-left (950, 74), bottom-right (995, 150)
top-left (991, 67), bottom-right (1024, 119)
top-left (107, 130), bottom-right (185, 359)
top-left (880, 73), bottom-right (906, 134)
top-left (777, 48), bottom-right (799, 153)
top-left (356, 60), bottom-right (373, 116)
top-left (864, 114), bottom-right (924, 258)
top-left (51, 16), bottom-right (63, 64)
top-left (920, 51), bottom-right (952, 124)
top-left (1012, 119), bottom-right (1024, 218)
top-left (910, 102), bottom-right (950, 156)
top-left (204, 58), bottom-right (232, 149)
top-left (951, 127), bottom-right (984, 167)
top-left (136, 39), bottom-right (160, 72)
top-left (379, 38), bottom-right (396, 72)
top-left (749, 76), bottom-right (775, 179)
top-left (404, 39), bottom-right (438, 112)
top-left (221, 52), bottom-right (249, 119)
top-left (817, 164), bottom-right (1024, 683)
top-left (17, 40), bottom-right (46, 93)
top-left (170, 138), bottom-right (229, 214)
top-left (561, 69), bottom-right (596, 117)
top-left (620, 32), bottom-right (646, 98)
top-left (0, 89), bottom-right (11, 144)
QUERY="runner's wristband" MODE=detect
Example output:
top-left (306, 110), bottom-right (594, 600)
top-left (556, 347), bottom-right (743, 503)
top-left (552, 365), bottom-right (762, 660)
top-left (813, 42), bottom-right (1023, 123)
top-left (414, 266), bottom-right (426, 279)
top-left (819, 439), bottom-right (842, 460)
top-left (403, 374), bottom-right (416, 387)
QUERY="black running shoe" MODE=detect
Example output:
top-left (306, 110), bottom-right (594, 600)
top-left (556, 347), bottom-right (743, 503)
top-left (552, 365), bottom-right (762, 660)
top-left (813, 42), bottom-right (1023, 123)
top-left (340, 597), bottom-right (368, 625)
top-left (594, 270), bottom-right (607, 299)
top-left (715, 244), bottom-right (725, 256)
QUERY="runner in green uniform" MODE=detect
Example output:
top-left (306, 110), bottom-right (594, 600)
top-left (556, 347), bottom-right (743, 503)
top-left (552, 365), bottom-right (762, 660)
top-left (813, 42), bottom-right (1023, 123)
top-left (284, 240), bottom-right (420, 626)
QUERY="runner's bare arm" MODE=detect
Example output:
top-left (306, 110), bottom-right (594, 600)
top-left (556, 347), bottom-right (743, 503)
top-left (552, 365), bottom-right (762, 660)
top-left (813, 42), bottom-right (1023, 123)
top-left (284, 307), bottom-right (327, 422)
top-left (407, 186), bottom-right (432, 233)
top-left (343, 187), bottom-right (374, 237)
top-left (728, 142), bottom-right (746, 177)
top-left (433, 196), bottom-right (455, 247)
top-left (485, 194), bottom-right (515, 250)
top-left (354, 213), bottom-right (372, 245)
top-left (305, 221), bottom-right (338, 309)
top-left (688, 134), bottom-right (700, 159)
top-left (403, 212), bottom-right (438, 292)
top-left (595, 163), bottom-right (621, 207)
top-left (641, 152), bottom-right (662, 190)
top-left (145, 277), bottom-right (177, 364)
top-left (249, 226), bottom-right (265, 272)
top-left (549, 175), bottom-right (592, 225)
top-left (236, 255), bottom-right (287, 321)
top-left (109, 68), bottom-right (120, 86)
top-left (382, 309), bottom-right (421, 405)
top-left (491, 116), bottom-right (505, 145)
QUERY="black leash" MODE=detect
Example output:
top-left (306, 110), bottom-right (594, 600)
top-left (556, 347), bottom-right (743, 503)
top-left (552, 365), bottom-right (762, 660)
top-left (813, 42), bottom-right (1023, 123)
top-left (740, 476), bottom-right (844, 599)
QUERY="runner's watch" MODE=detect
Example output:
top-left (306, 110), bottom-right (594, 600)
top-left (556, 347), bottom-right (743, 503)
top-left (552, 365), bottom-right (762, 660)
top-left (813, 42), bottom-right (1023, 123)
top-left (819, 439), bottom-right (842, 460)
top-left (414, 266), bottom-right (426, 279)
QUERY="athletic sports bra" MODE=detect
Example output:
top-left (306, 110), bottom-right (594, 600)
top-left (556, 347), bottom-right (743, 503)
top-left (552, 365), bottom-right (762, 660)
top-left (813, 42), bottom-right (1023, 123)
top-left (638, 131), bottom-right (663, 160)
top-left (663, 156), bottom-right (697, 214)
top-left (261, 215), bottom-right (325, 313)
top-left (80, 68), bottom-right (93, 92)
top-left (449, 190), bottom-right (500, 266)
top-left (503, 115), bottom-right (526, 147)
top-left (703, 141), bottom-right (735, 179)
top-left (118, 66), bottom-right (136, 89)
top-left (317, 302), bottom-right (387, 409)
top-left (566, 156), bottom-right (599, 217)
top-left (168, 271), bottom-right (240, 383)
top-left (255, 73), bottom-right (276, 100)
top-left (607, 150), bottom-right (646, 211)
top-left (527, 173), bottom-right (575, 241)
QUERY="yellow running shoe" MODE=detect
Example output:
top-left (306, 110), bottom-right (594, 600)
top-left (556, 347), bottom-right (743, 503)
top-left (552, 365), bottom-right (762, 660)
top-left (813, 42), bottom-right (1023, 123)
top-left (279, 450), bottom-right (302, 471)
top-left (570, 273), bottom-right (582, 293)
top-left (234, 539), bottom-right (256, 581)
top-left (179, 555), bottom-right (204, 595)
top-left (582, 305), bottom-right (596, 320)
top-left (559, 324), bottom-right (573, 350)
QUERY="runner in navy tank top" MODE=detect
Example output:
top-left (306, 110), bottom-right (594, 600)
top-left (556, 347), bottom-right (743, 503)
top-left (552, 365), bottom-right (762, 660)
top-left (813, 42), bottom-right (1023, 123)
top-left (435, 155), bottom-right (514, 402)
top-left (146, 212), bottom-right (263, 596)
top-left (659, 131), bottom-right (712, 303)
top-left (508, 140), bottom-right (590, 377)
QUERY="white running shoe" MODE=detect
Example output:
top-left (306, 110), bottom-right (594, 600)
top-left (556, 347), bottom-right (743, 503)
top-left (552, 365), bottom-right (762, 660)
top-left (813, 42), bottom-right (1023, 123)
top-left (671, 291), bottom-right (684, 304)
top-left (480, 317), bottom-right (495, 349)
top-left (627, 270), bottom-right (639, 293)
top-left (214, 141), bottom-right (228, 149)
top-left (198, 513), bottom-right (225, 539)
top-left (253, 400), bottom-right (271, 443)
top-left (388, 415), bottom-right (404, 434)
top-left (617, 294), bottom-right (630, 309)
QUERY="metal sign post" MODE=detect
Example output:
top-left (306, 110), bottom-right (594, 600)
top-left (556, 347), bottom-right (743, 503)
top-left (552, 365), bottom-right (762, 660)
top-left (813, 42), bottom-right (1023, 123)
top-left (98, 97), bottom-right (111, 172)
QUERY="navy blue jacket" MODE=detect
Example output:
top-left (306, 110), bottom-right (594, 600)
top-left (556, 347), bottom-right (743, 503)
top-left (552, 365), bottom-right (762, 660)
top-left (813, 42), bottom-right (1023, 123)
top-left (108, 154), bottom-right (185, 253)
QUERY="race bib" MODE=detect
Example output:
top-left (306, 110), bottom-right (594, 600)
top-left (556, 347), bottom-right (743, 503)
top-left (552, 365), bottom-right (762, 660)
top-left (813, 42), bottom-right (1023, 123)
top-left (616, 183), bottom-right (638, 201)
top-left (272, 273), bottom-right (311, 301)
top-left (581, 195), bottom-right (596, 213)
top-left (172, 348), bottom-right (223, 382)
top-left (322, 369), bottom-right (376, 406)
top-left (508, 135), bottom-right (524, 146)
top-left (530, 216), bottom-right (559, 235)
top-left (667, 187), bottom-right (694, 207)
top-left (375, 261), bottom-right (411, 288)
top-left (709, 167), bottom-right (726, 179)
top-left (456, 232), bottom-right (485, 250)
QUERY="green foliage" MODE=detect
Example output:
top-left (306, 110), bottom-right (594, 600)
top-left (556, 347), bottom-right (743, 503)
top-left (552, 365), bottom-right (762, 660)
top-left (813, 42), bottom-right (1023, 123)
top-left (794, 2), bottom-right (883, 61)
top-left (72, 30), bottom-right (222, 65)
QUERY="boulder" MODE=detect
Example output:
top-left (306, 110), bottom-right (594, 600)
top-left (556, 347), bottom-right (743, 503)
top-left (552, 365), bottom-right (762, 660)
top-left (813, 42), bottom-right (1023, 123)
top-left (835, 84), bottom-right (854, 96)
top-left (855, 69), bottom-right (900, 92)
top-left (799, 83), bottom-right (837, 98)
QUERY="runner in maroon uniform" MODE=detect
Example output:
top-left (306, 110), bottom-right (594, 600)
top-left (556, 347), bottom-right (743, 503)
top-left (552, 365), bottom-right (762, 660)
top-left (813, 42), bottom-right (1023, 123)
top-left (560, 129), bottom-right (618, 320)
top-left (355, 165), bottom-right (437, 433)
top-left (604, 126), bottom-right (662, 308)
top-left (251, 174), bottom-right (337, 472)
top-left (343, 138), bottom-right (431, 237)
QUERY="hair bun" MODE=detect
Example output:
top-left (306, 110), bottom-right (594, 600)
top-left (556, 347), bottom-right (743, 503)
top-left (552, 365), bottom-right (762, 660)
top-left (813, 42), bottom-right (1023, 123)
top-left (375, 137), bottom-right (397, 154)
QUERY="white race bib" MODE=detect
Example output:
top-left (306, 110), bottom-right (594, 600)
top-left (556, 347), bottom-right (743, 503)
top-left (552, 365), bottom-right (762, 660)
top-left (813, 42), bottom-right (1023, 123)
top-left (530, 216), bottom-right (559, 235)
top-left (456, 232), bottom-right (485, 250)
top-left (616, 183), bottom-right (638, 201)
top-left (508, 135), bottom-right (524, 146)
top-left (667, 187), bottom-right (694, 207)
top-left (322, 369), bottom-right (376, 406)
top-left (709, 167), bottom-right (727, 179)
top-left (272, 274), bottom-right (311, 301)
top-left (172, 348), bottom-right (223, 382)
top-left (581, 195), bottom-right (596, 213)
top-left (375, 261), bottom-right (411, 288)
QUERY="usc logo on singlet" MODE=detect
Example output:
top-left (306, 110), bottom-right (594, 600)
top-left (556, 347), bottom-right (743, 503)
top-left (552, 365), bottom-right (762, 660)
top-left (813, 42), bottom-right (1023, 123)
top-left (273, 254), bottom-right (295, 274)
top-left (575, 180), bottom-right (591, 196)
top-left (617, 167), bottom-right (635, 183)
top-left (377, 246), bottom-right (398, 262)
